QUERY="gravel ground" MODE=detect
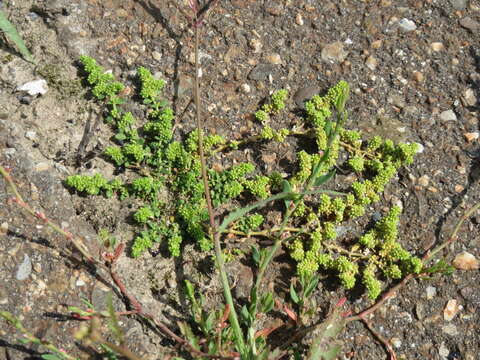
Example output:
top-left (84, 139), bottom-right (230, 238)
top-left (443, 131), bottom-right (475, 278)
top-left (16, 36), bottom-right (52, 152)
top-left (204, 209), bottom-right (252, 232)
top-left (0, 1), bottom-right (479, 359)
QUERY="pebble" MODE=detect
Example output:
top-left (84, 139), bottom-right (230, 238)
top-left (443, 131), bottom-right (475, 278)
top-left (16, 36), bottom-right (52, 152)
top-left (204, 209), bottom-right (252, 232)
top-left (25, 131), bottom-right (37, 141)
top-left (452, 251), bottom-right (479, 270)
top-left (439, 110), bottom-right (457, 121)
top-left (240, 83), bottom-right (251, 94)
top-left (462, 88), bottom-right (477, 106)
top-left (439, 342), bottom-right (450, 359)
top-left (415, 142), bottom-right (424, 153)
top-left (430, 42), bottom-right (444, 51)
top-left (17, 79), bottom-right (48, 96)
top-left (0, 222), bottom-right (8, 235)
top-left (293, 85), bottom-right (320, 109)
top-left (321, 42), bottom-right (348, 63)
top-left (371, 40), bottom-right (382, 49)
top-left (248, 64), bottom-right (276, 81)
top-left (295, 13), bottom-right (304, 26)
top-left (391, 337), bottom-right (402, 348)
top-left (365, 56), bottom-right (377, 70)
top-left (152, 51), bottom-right (162, 62)
top-left (16, 254), bottom-right (32, 281)
top-left (426, 286), bottom-right (437, 300)
top-left (3, 148), bottom-right (16, 156)
top-left (34, 162), bottom-right (51, 172)
top-left (463, 132), bottom-right (479, 142)
top-left (265, 53), bottom-right (282, 65)
top-left (442, 323), bottom-right (458, 336)
top-left (398, 18), bottom-right (417, 32)
top-left (265, 4), bottom-right (282, 16)
top-left (443, 299), bottom-right (461, 321)
top-left (450, 0), bottom-right (467, 10)
top-left (418, 175), bottom-right (430, 187)
top-left (248, 38), bottom-right (263, 53)
top-left (459, 17), bottom-right (479, 31)
top-left (412, 71), bottom-right (424, 82)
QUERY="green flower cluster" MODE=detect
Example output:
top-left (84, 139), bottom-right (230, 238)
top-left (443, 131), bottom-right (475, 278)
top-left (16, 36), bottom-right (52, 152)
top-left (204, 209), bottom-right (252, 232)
top-left (255, 89), bottom-right (288, 123)
top-left (79, 56), bottom-right (124, 100)
top-left (236, 213), bottom-right (264, 234)
top-left (65, 173), bottom-right (124, 198)
top-left (259, 126), bottom-right (290, 142)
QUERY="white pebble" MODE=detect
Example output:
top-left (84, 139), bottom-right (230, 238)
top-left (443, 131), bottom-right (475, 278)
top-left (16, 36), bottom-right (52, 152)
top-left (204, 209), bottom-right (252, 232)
top-left (17, 79), bottom-right (48, 95)
top-left (16, 254), bottom-right (32, 281)
top-left (439, 110), bottom-right (457, 121)
top-left (399, 18), bottom-right (417, 32)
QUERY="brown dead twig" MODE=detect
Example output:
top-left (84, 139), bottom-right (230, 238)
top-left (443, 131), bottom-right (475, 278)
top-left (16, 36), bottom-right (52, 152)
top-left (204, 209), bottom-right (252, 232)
top-left (0, 165), bottom-right (235, 360)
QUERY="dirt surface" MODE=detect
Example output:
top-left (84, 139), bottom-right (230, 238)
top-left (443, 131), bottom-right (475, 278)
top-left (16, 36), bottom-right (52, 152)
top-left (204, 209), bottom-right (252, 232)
top-left (1, 0), bottom-right (480, 359)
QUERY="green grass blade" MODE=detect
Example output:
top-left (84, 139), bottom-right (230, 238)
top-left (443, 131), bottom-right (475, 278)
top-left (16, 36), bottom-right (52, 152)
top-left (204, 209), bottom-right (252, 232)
top-left (218, 191), bottom-right (297, 233)
top-left (0, 9), bottom-right (35, 63)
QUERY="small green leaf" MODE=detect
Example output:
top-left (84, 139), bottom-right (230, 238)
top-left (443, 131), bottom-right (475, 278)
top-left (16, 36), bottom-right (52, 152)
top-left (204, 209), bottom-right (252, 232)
top-left (0, 10), bottom-right (35, 63)
top-left (185, 280), bottom-right (195, 301)
top-left (114, 133), bottom-right (127, 141)
top-left (314, 169), bottom-right (335, 187)
top-left (304, 275), bottom-right (320, 299)
top-left (219, 191), bottom-right (297, 233)
top-left (41, 355), bottom-right (64, 360)
top-left (252, 246), bottom-right (260, 267)
top-left (260, 292), bottom-right (274, 313)
top-left (282, 180), bottom-right (292, 210)
top-left (290, 283), bottom-right (300, 304)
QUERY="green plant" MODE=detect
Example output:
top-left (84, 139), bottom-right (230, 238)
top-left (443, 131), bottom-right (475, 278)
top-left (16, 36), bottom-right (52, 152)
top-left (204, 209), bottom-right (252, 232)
top-left (0, 9), bottom-right (35, 63)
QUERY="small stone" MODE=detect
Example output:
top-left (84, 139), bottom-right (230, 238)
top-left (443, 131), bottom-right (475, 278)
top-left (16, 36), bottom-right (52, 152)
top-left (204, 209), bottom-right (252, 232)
top-left (463, 88), bottom-right (477, 106)
top-left (371, 40), bottom-right (382, 49)
top-left (116, 8), bottom-right (128, 17)
top-left (25, 131), bottom-right (37, 141)
top-left (32, 262), bottom-right (42, 273)
top-left (265, 53), bottom-right (282, 65)
top-left (152, 51), bottom-right (162, 62)
top-left (17, 79), bottom-right (48, 96)
top-left (34, 162), bottom-right (50, 172)
top-left (430, 42), bottom-right (444, 51)
top-left (265, 4), bottom-right (282, 16)
top-left (442, 323), bottom-right (458, 336)
top-left (321, 42), bottom-right (348, 63)
top-left (450, 0), bottom-right (467, 10)
top-left (444, 299), bottom-right (461, 321)
top-left (16, 254), bottom-right (32, 281)
top-left (413, 71), bottom-right (424, 82)
top-left (365, 56), bottom-right (377, 70)
top-left (293, 85), bottom-right (320, 109)
top-left (460, 17), bottom-right (479, 31)
top-left (463, 132), bottom-right (479, 142)
top-left (0, 222), bottom-right (8, 235)
top-left (295, 13), bottom-right (304, 25)
top-left (248, 64), bottom-right (275, 81)
top-left (414, 142), bottom-right (424, 153)
top-left (439, 110), bottom-right (457, 121)
top-left (240, 83), bottom-right (251, 94)
top-left (417, 175), bottom-right (430, 187)
top-left (248, 38), bottom-right (263, 53)
top-left (454, 184), bottom-right (464, 193)
top-left (3, 148), bottom-right (16, 156)
top-left (391, 337), bottom-right (402, 348)
top-left (76, 279), bottom-right (86, 287)
top-left (398, 18), bottom-right (417, 32)
top-left (439, 343), bottom-right (450, 358)
top-left (426, 286), bottom-right (437, 300)
top-left (452, 251), bottom-right (479, 270)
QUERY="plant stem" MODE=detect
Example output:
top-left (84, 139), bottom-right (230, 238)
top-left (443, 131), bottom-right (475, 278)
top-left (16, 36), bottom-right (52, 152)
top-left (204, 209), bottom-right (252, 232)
top-left (191, 20), bottom-right (245, 353)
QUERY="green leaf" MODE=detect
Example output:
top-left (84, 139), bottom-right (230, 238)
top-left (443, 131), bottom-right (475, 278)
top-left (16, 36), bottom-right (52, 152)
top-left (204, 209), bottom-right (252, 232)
top-left (260, 292), bottom-right (274, 313)
top-left (0, 10), bottom-right (35, 63)
top-left (219, 191), bottom-right (297, 233)
top-left (314, 169), bottom-right (336, 187)
top-left (252, 246), bottom-right (261, 267)
top-left (290, 283), bottom-right (300, 304)
top-left (41, 355), bottom-right (64, 360)
top-left (304, 275), bottom-right (320, 299)
top-left (185, 280), bottom-right (195, 301)
top-left (282, 180), bottom-right (292, 210)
